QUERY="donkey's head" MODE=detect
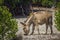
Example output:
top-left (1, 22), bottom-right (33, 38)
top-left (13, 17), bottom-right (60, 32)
top-left (20, 22), bottom-right (29, 35)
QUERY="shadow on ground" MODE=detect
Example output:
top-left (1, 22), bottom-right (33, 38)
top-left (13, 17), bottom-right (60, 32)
top-left (12, 35), bottom-right (23, 40)
top-left (11, 33), bottom-right (60, 40)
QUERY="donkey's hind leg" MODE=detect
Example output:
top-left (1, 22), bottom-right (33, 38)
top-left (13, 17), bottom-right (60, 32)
top-left (49, 16), bottom-right (53, 34)
top-left (49, 24), bottom-right (53, 34)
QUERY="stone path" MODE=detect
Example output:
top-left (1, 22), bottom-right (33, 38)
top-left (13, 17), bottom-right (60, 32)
top-left (15, 17), bottom-right (60, 40)
top-left (15, 8), bottom-right (60, 40)
top-left (23, 34), bottom-right (60, 40)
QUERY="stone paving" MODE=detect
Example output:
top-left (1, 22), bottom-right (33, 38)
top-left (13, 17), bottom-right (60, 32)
top-left (15, 17), bottom-right (60, 40)
top-left (15, 9), bottom-right (60, 40)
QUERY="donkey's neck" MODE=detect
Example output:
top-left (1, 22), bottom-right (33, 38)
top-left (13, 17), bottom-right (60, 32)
top-left (25, 15), bottom-right (33, 25)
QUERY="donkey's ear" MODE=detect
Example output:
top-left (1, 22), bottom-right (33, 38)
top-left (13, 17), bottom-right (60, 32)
top-left (20, 22), bottom-right (26, 26)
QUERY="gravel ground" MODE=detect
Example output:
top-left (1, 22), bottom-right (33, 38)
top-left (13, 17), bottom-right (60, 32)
top-left (14, 11), bottom-right (60, 40)
top-left (15, 17), bottom-right (60, 40)
top-left (16, 18), bottom-right (60, 34)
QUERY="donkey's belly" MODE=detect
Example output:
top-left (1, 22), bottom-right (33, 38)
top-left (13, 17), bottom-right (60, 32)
top-left (38, 22), bottom-right (45, 25)
top-left (38, 19), bottom-right (46, 25)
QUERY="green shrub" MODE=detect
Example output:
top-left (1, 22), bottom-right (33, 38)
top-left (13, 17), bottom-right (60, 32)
top-left (41, 0), bottom-right (54, 7)
top-left (55, 1), bottom-right (60, 31)
top-left (56, 2), bottom-right (60, 9)
top-left (0, 0), bottom-right (4, 5)
top-left (0, 6), bottom-right (18, 40)
top-left (55, 10), bottom-right (60, 31)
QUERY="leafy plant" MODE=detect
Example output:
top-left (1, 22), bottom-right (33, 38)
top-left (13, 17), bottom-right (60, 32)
top-left (0, 6), bottom-right (18, 40)
top-left (55, 1), bottom-right (60, 31)
top-left (0, 0), bottom-right (4, 5)
top-left (55, 10), bottom-right (60, 31)
top-left (41, 0), bottom-right (54, 7)
top-left (56, 2), bottom-right (60, 8)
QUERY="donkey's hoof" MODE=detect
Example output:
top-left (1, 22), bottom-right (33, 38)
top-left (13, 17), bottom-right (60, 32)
top-left (30, 33), bottom-right (33, 35)
top-left (50, 33), bottom-right (53, 35)
top-left (38, 33), bottom-right (40, 35)
top-left (44, 33), bottom-right (47, 35)
top-left (24, 33), bottom-right (28, 35)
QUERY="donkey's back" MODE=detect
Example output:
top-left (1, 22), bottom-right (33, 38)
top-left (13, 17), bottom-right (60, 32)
top-left (32, 11), bottom-right (52, 25)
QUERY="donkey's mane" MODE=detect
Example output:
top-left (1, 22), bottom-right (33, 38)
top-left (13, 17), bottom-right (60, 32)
top-left (24, 14), bottom-right (33, 25)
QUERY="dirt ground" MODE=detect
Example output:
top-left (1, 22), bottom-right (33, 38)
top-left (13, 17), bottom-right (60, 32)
top-left (14, 8), bottom-right (60, 40)
top-left (15, 17), bottom-right (60, 40)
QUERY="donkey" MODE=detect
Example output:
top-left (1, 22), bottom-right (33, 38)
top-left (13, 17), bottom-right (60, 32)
top-left (20, 11), bottom-right (53, 35)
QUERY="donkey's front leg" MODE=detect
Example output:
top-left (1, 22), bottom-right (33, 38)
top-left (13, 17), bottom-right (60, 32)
top-left (45, 24), bottom-right (48, 34)
top-left (36, 24), bottom-right (40, 35)
top-left (30, 24), bottom-right (35, 35)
